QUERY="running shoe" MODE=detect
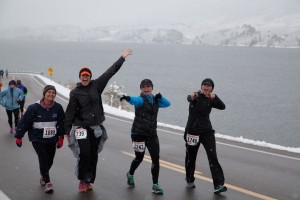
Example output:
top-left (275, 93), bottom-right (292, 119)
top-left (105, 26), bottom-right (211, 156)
top-left (152, 184), bottom-right (164, 195)
top-left (40, 177), bottom-right (46, 186)
top-left (214, 185), bottom-right (227, 194)
top-left (44, 182), bottom-right (53, 193)
top-left (79, 181), bottom-right (87, 192)
top-left (126, 172), bottom-right (135, 188)
top-left (86, 182), bottom-right (93, 191)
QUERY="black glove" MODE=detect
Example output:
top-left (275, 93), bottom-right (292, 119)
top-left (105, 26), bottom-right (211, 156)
top-left (187, 95), bottom-right (192, 102)
top-left (154, 93), bottom-right (162, 102)
top-left (120, 95), bottom-right (131, 102)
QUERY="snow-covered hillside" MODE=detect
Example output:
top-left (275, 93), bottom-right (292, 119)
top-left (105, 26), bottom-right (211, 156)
top-left (1, 14), bottom-right (299, 48)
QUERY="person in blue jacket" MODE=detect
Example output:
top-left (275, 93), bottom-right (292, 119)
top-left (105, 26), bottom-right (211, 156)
top-left (0, 80), bottom-right (24, 133)
top-left (16, 80), bottom-right (28, 117)
top-left (15, 85), bottom-right (65, 193)
top-left (120, 79), bottom-right (171, 195)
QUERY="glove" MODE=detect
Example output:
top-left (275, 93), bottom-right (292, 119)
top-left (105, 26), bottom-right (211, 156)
top-left (16, 138), bottom-right (22, 148)
top-left (120, 95), bottom-right (131, 102)
top-left (57, 137), bottom-right (64, 149)
top-left (154, 93), bottom-right (162, 102)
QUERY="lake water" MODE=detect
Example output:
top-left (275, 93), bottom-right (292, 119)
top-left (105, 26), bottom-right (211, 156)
top-left (1, 39), bottom-right (300, 148)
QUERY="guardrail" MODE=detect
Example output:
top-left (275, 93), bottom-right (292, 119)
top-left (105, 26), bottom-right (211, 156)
top-left (9, 71), bottom-right (44, 75)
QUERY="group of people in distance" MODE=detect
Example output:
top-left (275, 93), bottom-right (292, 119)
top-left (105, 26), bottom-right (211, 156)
top-left (0, 49), bottom-right (227, 195)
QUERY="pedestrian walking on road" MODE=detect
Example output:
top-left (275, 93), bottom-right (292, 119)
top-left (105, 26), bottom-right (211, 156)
top-left (0, 69), bottom-right (4, 80)
top-left (120, 79), bottom-right (171, 195)
top-left (184, 78), bottom-right (227, 194)
top-left (0, 80), bottom-right (24, 133)
top-left (5, 69), bottom-right (8, 78)
top-left (16, 80), bottom-right (28, 117)
top-left (64, 49), bottom-right (132, 192)
top-left (15, 85), bottom-right (65, 193)
top-left (0, 81), bottom-right (2, 92)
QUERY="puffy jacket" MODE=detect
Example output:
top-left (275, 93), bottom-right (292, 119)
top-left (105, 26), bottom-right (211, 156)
top-left (185, 92), bottom-right (225, 135)
top-left (15, 101), bottom-right (65, 143)
top-left (64, 57), bottom-right (125, 134)
top-left (129, 93), bottom-right (171, 136)
top-left (0, 87), bottom-right (24, 110)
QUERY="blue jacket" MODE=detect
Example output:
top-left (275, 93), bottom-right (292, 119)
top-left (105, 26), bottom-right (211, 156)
top-left (0, 87), bottom-right (24, 110)
top-left (128, 94), bottom-right (171, 109)
top-left (15, 101), bottom-right (65, 143)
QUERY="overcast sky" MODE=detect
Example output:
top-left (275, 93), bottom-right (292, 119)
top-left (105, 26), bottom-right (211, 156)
top-left (0, 0), bottom-right (299, 29)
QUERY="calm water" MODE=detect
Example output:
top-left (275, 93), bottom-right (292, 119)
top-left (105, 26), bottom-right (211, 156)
top-left (1, 40), bottom-right (300, 148)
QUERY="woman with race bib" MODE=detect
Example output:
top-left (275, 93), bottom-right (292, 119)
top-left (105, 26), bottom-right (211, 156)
top-left (184, 78), bottom-right (227, 194)
top-left (64, 49), bottom-right (132, 192)
top-left (15, 85), bottom-right (65, 193)
top-left (120, 79), bottom-right (170, 195)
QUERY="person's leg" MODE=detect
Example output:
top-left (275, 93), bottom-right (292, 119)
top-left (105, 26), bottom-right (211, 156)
top-left (32, 142), bottom-right (51, 183)
top-left (201, 133), bottom-right (225, 188)
top-left (13, 108), bottom-right (20, 128)
top-left (6, 110), bottom-right (13, 128)
top-left (146, 135), bottom-right (160, 184)
top-left (19, 100), bottom-right (25, 115)
top-left (87, 131), bottom-right (101, 183)
top-left (77, 131), bottom-right (91, 182)
top-left (185, 140), bottom-right (201, 184)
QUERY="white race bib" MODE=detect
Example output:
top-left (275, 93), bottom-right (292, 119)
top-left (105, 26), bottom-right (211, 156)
top-left (43, 127), bottom-right (57, 138)
top-left (186, 134), bottom-right (199, 146)
top-left (75, 128), bottom-right (87, 140)
top-left (132, 141), bottom-right (146, 152)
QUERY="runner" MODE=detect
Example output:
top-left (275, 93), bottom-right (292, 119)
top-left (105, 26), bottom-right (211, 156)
top-left (16, 80), bottom-right (28, 117)
top-left (184, 78), bottom-right (227, 194)
top-left (64, 49), bottom-right (132, 192)
top-left (120, 79), bottom-right (171, 195)
top-left (15, 85), bottom-right (65, 193)
top-left (0, 80), bottom-right (24, 133)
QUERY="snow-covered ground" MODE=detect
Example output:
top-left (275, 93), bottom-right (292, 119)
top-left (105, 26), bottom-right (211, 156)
top-left (1, 14), bottom-right (300, 48)
top-left (34, 74), bottom-right (300, 154)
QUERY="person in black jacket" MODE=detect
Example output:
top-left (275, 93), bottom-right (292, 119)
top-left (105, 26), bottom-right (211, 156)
top-left (15, 85), bottom-right (65, 193)
top-left (120, 79), bottom-right (171, 195)
top-left (64, 49), bottom-right (132, 192)
top-left (184, 78), bottom-right (227, 194)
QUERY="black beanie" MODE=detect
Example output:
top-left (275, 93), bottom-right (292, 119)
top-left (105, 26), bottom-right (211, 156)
top-left (140, 79), bottom-right (153, 88)
top-left (79, 67), bottom-right (92, 78)
top-left (43, 85), bottom-right (56, 96)
top-left (201, 78), bottom-right (214, 90)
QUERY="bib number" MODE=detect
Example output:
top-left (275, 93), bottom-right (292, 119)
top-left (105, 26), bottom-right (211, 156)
top-left (132, 141), bottom-right (146, 152)
top-left (75, 128), bottom-right (87, 140)
top-left (43, 127), bottom-right (57, 138)
top-left (186, 134), bottom-right (199, 146)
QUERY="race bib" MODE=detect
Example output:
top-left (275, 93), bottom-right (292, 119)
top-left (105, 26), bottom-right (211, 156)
top-left (75, 128), bottom-right (87, 140)
top-left (186, 134), bottom-right (199, 146)
top-left (132, 141), bottom-right (146, 152)
top-left (43, 127), bottom-right (57, 138)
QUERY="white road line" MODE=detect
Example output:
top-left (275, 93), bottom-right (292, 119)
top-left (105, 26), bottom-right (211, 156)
top-left (0, 191), bottom-right (11, 200)
top-left (31, 75), bottom-right (300, 161)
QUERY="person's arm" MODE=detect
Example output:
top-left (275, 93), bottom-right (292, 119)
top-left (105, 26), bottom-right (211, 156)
top-left (0, 90), bottom-right (7, 106)
top-left (157, 96), bottom-right (171, 108)
top-left (64, 92), bottom-right (78, 134)
top-left (128, 96), bottom-right (144, 108)
top-left (95, 49), bottom-right (132, 94)
top-left (56, 103), bottom-right (65, 137)
top-left (211, 94), bottom-right (225, 110)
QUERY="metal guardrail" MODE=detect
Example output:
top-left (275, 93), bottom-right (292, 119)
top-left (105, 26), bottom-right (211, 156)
top-left (9, 71), bottom-right (44, 75)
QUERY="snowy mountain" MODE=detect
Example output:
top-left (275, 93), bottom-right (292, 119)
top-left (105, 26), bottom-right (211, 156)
top-left (1, 14), bottom-right (300, 48)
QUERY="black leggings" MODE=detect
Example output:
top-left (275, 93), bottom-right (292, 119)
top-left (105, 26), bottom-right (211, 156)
top-left (32, 142), bottom-right (56, 183)
top-left (19, 100), bottom-right (25, 114)
top-left (185, 133), bottom-right (225, 188)
top-left (129, 134), bottom-right (160, 184)
top-left (77, 128), bottom-right (101, 183)
top-left (6, 109), bottom-right (19, 128)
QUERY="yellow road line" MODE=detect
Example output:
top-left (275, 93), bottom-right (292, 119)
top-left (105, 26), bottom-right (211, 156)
top-left (121, 151), bottom-right (277, 200)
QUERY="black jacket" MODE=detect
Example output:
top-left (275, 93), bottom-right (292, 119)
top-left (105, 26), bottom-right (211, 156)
top-left (185, 92), bottom-right (225, 135)
top-left (131, 94), bottom-right (159, 136)
top-left (64, 57), bottom-right (125, 134)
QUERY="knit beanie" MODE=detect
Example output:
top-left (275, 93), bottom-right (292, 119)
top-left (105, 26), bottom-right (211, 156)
top-left (79, 67), bottom-right (92, 78)
top-left (201, 78), bottom-right (214, 90)
top-left (43, 85), bottom-right (56, 96)
top-left (140, 79), bottom-right (153, 88)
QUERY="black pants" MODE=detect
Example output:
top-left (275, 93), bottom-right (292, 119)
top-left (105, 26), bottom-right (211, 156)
top-left (129, 134), bottom-right (160, 184)
top-left (6, 109), bottom-right (19, 128)
top-left (32, 142), bottom-right (56, 183)
top-left (77, 128), bottom-right (101, 183)
top-left (185, 133), bottom-right (225, 188)
top-left (19, 100), bottom-right (25, 114)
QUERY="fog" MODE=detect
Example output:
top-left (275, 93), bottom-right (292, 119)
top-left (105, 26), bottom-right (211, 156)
top-left (0, 0), bottom-right (299, 29)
